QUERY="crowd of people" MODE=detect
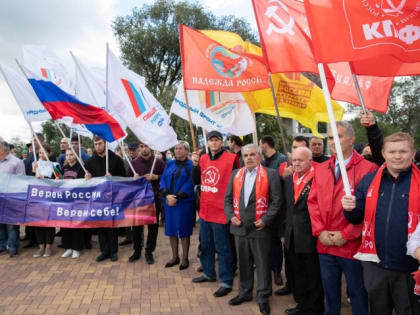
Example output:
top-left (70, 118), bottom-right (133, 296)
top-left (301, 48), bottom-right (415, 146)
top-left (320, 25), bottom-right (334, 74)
top-left (0, 110), bottom-right (419, 315)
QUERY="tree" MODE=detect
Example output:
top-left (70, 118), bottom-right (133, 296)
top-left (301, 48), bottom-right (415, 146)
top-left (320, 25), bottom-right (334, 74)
top-left (112, 0), bottom-right (258, 145)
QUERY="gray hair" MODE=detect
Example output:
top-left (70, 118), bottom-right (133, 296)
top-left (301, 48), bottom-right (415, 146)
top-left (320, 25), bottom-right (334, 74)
top-left (293, 146), bottom-right (313, 159)
top-left (336, 121), bottom-right (355, 139)
top-left (0, 141), bottom-right (10, 152)
top-left (241, 144), bottom-right (262, 155)
top-left (176, 141), bottom-right (190, 152)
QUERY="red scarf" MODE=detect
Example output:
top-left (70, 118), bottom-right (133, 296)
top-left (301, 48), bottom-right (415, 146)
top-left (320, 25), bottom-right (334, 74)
top-left (412, 270), bottom-right (420, 295)
top-left (233, 165), bottom-right (269, 221)
top-left (293, 165), bottom-right (315, 204)
top-left (354, 163), bottom-right (420, 263)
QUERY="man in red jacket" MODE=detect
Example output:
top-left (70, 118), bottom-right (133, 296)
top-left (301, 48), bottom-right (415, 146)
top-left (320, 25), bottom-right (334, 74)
top-left (191, 131), bottom-right (236, 298)
top-left (308, 122), bottom-right (377, 315)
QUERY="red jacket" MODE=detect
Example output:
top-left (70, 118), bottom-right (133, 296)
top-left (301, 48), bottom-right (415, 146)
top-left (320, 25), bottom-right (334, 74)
top-left (307, 151), bottom-right (378, 259)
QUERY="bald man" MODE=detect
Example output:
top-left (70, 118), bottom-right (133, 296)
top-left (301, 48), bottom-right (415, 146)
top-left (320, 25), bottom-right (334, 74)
top-left (282, 147), bottom-right (324, 315)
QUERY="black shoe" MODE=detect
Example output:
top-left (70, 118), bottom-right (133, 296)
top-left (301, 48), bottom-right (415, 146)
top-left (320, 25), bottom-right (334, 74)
top-left (23, 241), bottom-right (37, 249)
top-left (213, 287), bottom-right (232, 297)
top-left (285, 305), bottom-right (308, 315)
top-left (259, 302), bottom-right (270, 315)
top-left (192, 275), bottom-right (216, 283)
top-left (145, 253), bottom-right (154, 264)
top-left (110, 254), bottom-right (118, 262)
top-left (165, 257), bottom-right (180, 268)
top-left (96, 253), bottom-right (110, 262)
top-left (274, 286), bottom-right (291, 296)
top-left (196, 266), bottom-right (203, 272)
top-left (179, 260), bottom-right (189, 270)
top-left (129, 251), bottom-right (141, 263)
top-left (119, 239), bottom-right (132, 246)
top-left (229, 295), bottom-right (252, 306)
top-left (85, 242), bottom-right (92, 250)
top-left (9, 250), bottom-right (17, 258)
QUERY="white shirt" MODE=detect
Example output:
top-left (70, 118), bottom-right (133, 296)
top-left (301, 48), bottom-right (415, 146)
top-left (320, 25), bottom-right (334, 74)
top-left (243, 167), bottom-right (257, 207)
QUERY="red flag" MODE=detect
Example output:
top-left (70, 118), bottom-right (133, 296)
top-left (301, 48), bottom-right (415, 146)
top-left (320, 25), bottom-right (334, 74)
top-left (329, 63), bottom-right (394, 113)
top-left (251, 0), bottom-right (335, 88)
top-left (179, 24), bottom-right (269, 92)
top-left (305, 0), bottom-right (420, 76)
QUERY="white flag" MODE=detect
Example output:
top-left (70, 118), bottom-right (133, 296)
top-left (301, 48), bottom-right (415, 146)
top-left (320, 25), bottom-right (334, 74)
top-left (107, 48), bottom-right (178, 152)
top-left (0, 64), bottom-right (52, 122)
top-left (171, 82), bottom-right (256, 136)
top-left (22, 45), bottom-right (73, 94)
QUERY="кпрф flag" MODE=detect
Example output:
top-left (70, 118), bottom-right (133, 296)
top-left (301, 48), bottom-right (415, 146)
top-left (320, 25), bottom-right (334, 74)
top-left (304, 0), bottom-right (420, 76)
top-left (107, 48), bottom-right (178, 152)
top-left (23, 65), bottom-right (126, 143)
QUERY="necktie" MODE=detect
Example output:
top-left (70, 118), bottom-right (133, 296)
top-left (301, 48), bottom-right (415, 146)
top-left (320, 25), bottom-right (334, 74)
top-left (335, 163), bottom-right (341, 181)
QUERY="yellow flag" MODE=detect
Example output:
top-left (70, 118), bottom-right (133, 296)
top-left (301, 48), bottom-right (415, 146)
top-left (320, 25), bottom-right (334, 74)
top-left (201, 30), bottom-right (345, 137)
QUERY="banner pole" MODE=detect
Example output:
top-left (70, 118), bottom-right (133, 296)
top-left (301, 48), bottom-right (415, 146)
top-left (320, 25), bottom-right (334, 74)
top-left (54, 122), bottom-right (88, 174)
top-left (268, 73), bottom-right (288, 155)
top-left (351, 73), bottom-right (368, 115)
top-left (183, 89), bottom-right (197, 152)
top-left (318, 63), bottom-right (351, 196)
top-left (31, 130), bottom-right (37, 163)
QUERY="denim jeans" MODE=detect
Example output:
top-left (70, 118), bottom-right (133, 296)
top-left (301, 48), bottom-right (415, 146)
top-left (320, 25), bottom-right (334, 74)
top-left (0, 224), bottom-right (19, 252)
top-left (199, 219), bottom-right (233, 288)
top-left (318, 254), bottom-right (368, 315)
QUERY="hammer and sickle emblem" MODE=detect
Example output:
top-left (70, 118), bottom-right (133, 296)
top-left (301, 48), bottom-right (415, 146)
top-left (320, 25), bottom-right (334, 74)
top-left (265, 0), bottom-right (295, 36)
top-left (382, 0), bottom-right (407, 15)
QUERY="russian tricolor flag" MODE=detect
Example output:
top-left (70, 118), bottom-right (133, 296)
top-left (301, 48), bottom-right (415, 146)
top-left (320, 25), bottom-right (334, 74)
top-left (28, 79), bottom-right (125, 142)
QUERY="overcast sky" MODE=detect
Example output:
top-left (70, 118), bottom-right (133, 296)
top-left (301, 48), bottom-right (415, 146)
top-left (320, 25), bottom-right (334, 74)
top-left (0, 0), bottom-right (256, 143)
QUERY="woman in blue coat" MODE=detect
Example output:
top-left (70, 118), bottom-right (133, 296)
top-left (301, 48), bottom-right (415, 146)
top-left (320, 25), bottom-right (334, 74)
top-left (160, 141), bottom-right (195, 270)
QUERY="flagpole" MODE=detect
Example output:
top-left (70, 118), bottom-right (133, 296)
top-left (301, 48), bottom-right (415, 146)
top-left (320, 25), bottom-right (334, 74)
top-left (119, 141), bottom-right (136, 175)
top-left (318, 63), bottom-right (351, 196)
top-left (351, 73), bottom-right (368, 115)
top-left (268, 73), bottom-right (288, 154)
top-left (183, 89), bottom-right (197, 152)
top-left (150, 151), bottom-right (158, 175)
top-left (252, 113), bottom-right (258, 145)
top-left (31, 130), bottom-right (37, 163)
top-left (54, 122), bottom-right (88, 174)
top-left (78, 133), bottom-right (82, 158)
top-left (105, 43), bottom-right (110, 175)
top-left (9, 61), bottom-right (51, 163)
top-left (202, 128), bottom-right (208, 153)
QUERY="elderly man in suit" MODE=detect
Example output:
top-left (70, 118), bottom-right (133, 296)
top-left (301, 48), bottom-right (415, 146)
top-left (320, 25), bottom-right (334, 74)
top-left (225, 144), bottom-right (282, 315)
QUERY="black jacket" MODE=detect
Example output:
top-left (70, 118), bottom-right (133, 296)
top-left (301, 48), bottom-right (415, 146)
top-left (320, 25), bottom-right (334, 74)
top-left (344, 167), bottom-right (418, 272)
top-left (85, 150), bottom-right (126, 177)
top-left (283, 175), bottom-right (317, 253)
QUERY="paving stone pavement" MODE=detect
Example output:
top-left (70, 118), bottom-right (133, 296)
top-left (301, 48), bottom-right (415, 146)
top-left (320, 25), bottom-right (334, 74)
top-left (0, 227), bottom-right (352, 314)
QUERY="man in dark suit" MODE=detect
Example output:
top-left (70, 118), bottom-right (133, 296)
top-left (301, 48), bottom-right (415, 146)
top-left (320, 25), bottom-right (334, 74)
top-left (282, 147), bottom-right (324, 315)
top-left (225, 144), bottom-right (282, 315)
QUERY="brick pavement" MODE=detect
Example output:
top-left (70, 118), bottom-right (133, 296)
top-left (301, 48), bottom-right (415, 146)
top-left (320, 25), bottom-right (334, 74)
top-left (0, 227), bottom-right (352, 314)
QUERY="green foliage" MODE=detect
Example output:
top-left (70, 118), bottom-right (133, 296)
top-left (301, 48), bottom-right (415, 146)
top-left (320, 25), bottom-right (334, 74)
top-left (348, 76), bottom-right (420, 148)
top-left (9, 136), bottom-right (27, 158)
top-left (112, 0), bottom-right (258, 146)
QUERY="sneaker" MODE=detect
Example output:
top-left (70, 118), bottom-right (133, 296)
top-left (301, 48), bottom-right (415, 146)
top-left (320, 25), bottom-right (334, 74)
top-left (72, 250), bottom-right (80, 259)
top-left (33, 248), bottom-right (44, 258)
top-left (43, 248), bottom-right (52, 257)
top-left (61, 249), bottom-right (73, 258)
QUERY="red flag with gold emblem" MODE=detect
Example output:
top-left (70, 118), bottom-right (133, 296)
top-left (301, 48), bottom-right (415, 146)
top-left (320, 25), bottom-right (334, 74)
top-left (304, 0), bottom-right (420, 76)
top-left (179, 24), bottom-right (269, 92)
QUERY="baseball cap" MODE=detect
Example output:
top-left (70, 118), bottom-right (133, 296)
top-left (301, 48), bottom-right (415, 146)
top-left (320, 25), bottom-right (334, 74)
top-left (206, 130), bottom-right (223, 141)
